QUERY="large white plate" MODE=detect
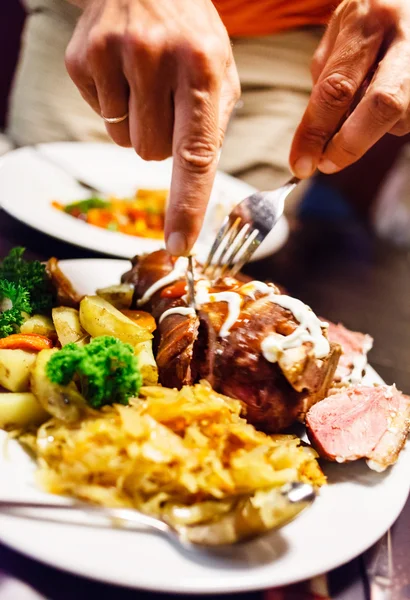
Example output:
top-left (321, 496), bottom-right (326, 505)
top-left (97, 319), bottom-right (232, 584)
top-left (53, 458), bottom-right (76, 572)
top-left (0, 142), bottom-right (289, 262)
top-left (0, 259), bottom-right (409, 596)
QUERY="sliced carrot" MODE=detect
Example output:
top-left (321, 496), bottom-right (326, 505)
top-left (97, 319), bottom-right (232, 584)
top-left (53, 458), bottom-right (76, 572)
top-left (120, 310), bottom-right (156, 333)
top-left (0, 334), bottom-right (54, 352)
top-left (160, 281), bottom-right (187, 299)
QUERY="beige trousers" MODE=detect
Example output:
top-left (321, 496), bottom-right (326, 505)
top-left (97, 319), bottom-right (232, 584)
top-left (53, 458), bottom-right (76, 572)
top-left (8, 0), bottom-right (321, 211)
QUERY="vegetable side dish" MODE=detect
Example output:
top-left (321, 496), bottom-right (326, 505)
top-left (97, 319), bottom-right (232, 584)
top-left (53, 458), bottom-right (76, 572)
top-left (52, 189), bottom-right (168, 238)
top-left (0, 247), bottom-right (408, 544)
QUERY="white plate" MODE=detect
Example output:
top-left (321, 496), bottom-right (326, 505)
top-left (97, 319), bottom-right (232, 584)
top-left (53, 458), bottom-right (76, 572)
top-left (0, 143), bottom-right (289, 262)
top-left (0, 259), bottom-right (408, 596)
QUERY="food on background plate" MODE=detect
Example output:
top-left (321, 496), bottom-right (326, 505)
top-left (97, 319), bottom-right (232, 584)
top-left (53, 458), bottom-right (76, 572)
top-left (52, 189), bottom-right (167, 239)
top-left (306, 385), bottom-right (410, 472)
top-left (122, 250), bottom-right (341, 432)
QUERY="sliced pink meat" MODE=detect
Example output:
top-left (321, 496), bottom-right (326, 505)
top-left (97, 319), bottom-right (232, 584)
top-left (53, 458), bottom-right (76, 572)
top-left (327, 322), bottom-right (373, 384)
top-left (306, 385), bottom-right (410, 472)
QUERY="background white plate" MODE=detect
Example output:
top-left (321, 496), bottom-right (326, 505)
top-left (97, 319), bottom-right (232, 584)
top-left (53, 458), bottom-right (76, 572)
top-left (0, 259), bottom-right (408, 596)
top-left (0, 143), bottom-right (289, 262)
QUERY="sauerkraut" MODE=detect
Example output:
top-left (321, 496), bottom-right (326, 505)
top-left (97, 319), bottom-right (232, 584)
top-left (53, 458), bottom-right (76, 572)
top-left (32, 381), bottom-right (324, 509)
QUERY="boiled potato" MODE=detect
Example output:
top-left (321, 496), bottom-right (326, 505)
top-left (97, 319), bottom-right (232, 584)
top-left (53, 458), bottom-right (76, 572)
top-left (135, 341), bottom-right (158, 385)
top-left (20, 315), bottom-right (56, 338)
top-left (0, 392), bottom-right (49, 430)
top-left (52, 307), bottom-right (88, 346)
top-left (79, 295), bottom-right (152, 346)
top-left (31, 349), bottom-right (85, 423)
top-left (96, 284), bottom-right (134, 310)
top-left (0, 349), bottom-right (37, 392)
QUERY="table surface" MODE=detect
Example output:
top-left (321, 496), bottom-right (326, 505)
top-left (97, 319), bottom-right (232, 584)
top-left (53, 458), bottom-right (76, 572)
top-left (0, 208), bottom-right (409, 600)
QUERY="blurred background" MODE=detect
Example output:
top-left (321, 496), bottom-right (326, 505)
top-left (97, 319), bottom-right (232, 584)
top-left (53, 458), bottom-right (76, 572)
top-left (0, 2), bottom-right (25, 134)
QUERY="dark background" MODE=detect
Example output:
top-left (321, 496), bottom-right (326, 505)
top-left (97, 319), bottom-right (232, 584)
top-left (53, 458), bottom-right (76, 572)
top-left (0, 2), bottom-right (25, 128)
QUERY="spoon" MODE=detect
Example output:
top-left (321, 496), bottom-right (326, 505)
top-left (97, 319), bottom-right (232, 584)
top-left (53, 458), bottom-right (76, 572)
top-left (0, 482), bottom-right (315, 548)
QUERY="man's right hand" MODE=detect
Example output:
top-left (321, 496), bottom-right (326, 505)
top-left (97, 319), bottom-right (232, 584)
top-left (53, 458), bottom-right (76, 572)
top-left (66, 0), bottom-right (240, 256)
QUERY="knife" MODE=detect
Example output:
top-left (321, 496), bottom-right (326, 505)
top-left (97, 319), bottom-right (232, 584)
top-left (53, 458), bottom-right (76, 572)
top-left (364, 530), bottom-right (394, 600)
top-left (187, 255), bottom-right (197, 311)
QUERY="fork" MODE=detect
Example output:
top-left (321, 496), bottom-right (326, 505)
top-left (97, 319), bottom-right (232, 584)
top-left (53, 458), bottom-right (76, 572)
top-left (203, 176), bottom-right (300, 280)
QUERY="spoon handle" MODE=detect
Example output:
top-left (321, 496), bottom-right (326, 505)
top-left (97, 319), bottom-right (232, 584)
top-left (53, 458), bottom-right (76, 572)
top-left (0, 499), bottom-right (172, 535)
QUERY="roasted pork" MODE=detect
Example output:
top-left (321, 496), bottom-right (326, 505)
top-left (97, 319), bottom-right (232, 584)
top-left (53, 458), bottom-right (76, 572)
top-left (306, 385), bottom-right (410, 471)
top-left (123, 250), bottom-right (341, 432)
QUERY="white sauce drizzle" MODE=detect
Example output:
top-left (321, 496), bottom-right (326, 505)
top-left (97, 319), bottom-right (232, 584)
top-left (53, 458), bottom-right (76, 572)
top-left (261, 294), bottom-right (330, 363)
top-left (344, 336), bottom-right (373, 384)
top-left (188, 280), bottom-right (242, 337)
top-left (207, 292), bottom-right (242, 338)
top-left (142, 261), bottom-right (329, 355)
top-left (137, 257), bottom-right (189, 306)
top-left (159, 307), bottom-right (196, 324)
top-left (238, 281), bottom-right (272, 299)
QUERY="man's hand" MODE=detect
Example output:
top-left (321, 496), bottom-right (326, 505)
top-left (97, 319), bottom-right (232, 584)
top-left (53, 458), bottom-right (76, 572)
top-left (290, 0), bottom-right (410, 179)
top-left (65, 0), bottom-right (240, 255)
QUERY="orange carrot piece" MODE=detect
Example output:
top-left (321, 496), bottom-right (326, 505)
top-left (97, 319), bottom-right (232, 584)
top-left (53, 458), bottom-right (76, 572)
top-left (120, 310), bottom-right (156, 333)
top-left (0, 334), bottom-right (54, 352)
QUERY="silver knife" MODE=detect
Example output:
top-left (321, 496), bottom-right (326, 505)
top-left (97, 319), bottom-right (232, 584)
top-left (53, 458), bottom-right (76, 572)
top-left (187, 255), bottom-right (197, 311)
top-left (364, 530), bottom-right (394, 600)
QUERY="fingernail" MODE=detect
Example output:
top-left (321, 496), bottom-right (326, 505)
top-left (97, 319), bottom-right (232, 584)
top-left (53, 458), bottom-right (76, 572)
top-left (166, 232), bottom-right (188, 256)
top-left (293, 156), bottom-right (314, 179)
top-left (318, 159), bottom-right (339, 174)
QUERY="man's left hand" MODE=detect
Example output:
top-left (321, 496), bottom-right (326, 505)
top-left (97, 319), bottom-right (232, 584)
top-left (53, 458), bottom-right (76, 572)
top-left (290, 0), bottom-right (410, 179)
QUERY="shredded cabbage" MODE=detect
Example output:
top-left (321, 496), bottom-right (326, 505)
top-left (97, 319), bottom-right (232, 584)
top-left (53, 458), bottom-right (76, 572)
top-left (31, 381), bottom-right (325, 532)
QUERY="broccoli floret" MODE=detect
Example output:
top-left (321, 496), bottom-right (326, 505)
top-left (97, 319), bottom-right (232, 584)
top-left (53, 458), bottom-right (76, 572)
top-left (0, 247), bottom-right (52, 313)
top-left (0, 280), bottom-right (32, 338)
top-left (46, 336), bottom-right (142, 408)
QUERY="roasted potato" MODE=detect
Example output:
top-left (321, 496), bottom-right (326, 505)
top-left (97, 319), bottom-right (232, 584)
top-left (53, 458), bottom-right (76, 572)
top-left (79, 295), bottom-right (152, 346)
top-left (0, 392), bottom-right (49, 430)
top-left (96, 284), bottom-right (134, 310)
top-left (31, 349), bottom-right (85, 422)
top-left (20, 315), bottom-right (56, 338)
top-left (52, 307), bottom-right (88, 346)
top-left (135, 341), bottom-right (158, 385)
top-left (0, 349), bottom-right (37, 392)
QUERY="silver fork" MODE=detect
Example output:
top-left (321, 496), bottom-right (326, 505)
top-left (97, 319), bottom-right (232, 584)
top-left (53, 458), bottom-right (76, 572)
top-left (204, 176), bottom-right (300, 280)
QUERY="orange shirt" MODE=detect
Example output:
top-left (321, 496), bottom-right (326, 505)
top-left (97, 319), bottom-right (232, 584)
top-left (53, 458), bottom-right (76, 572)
top-left (212, 0), bottom-right (340, 37)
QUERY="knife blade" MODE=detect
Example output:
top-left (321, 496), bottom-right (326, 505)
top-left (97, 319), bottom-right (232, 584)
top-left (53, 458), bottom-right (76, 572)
top-left (364, 530), bottom-right (394, 600)
top-left (187, 255), bottom-right (197, 311)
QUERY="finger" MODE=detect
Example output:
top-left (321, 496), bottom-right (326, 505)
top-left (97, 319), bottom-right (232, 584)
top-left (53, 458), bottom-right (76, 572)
top-left (290, 22), bottom-right (384, 179)
top-left (165, 80), bottom-right (221, 256)
top-left (91, 55), bottom-right (131, 147)
top-left (318, 40), bottom-right (410, 173)
top-left (390, 113), bottom-right (410, 136)
top-left (218, 56), bottom-right (241, 146)
top-left (65, 40), bottom-right (101, 115)
top-left (123, 30), bottom-right (174, 160)
top-left (310, 18), bottom-right (339, 84)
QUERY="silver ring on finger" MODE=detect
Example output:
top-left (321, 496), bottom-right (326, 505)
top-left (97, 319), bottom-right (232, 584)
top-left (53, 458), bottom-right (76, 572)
top-left (101, 112), bottom-right (129, 124)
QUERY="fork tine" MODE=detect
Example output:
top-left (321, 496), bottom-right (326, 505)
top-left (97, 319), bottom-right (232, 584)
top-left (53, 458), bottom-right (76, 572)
top-left (204, 175), bottom-right (301, 281)
top-left (203, 215), bottom-right (230, 272)
top-left (205, 216), bottom-right (241, 280)
top-left (228, 229), bottom-right (261, 278)
top-left (216, 223), bottom-right (251, 279)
